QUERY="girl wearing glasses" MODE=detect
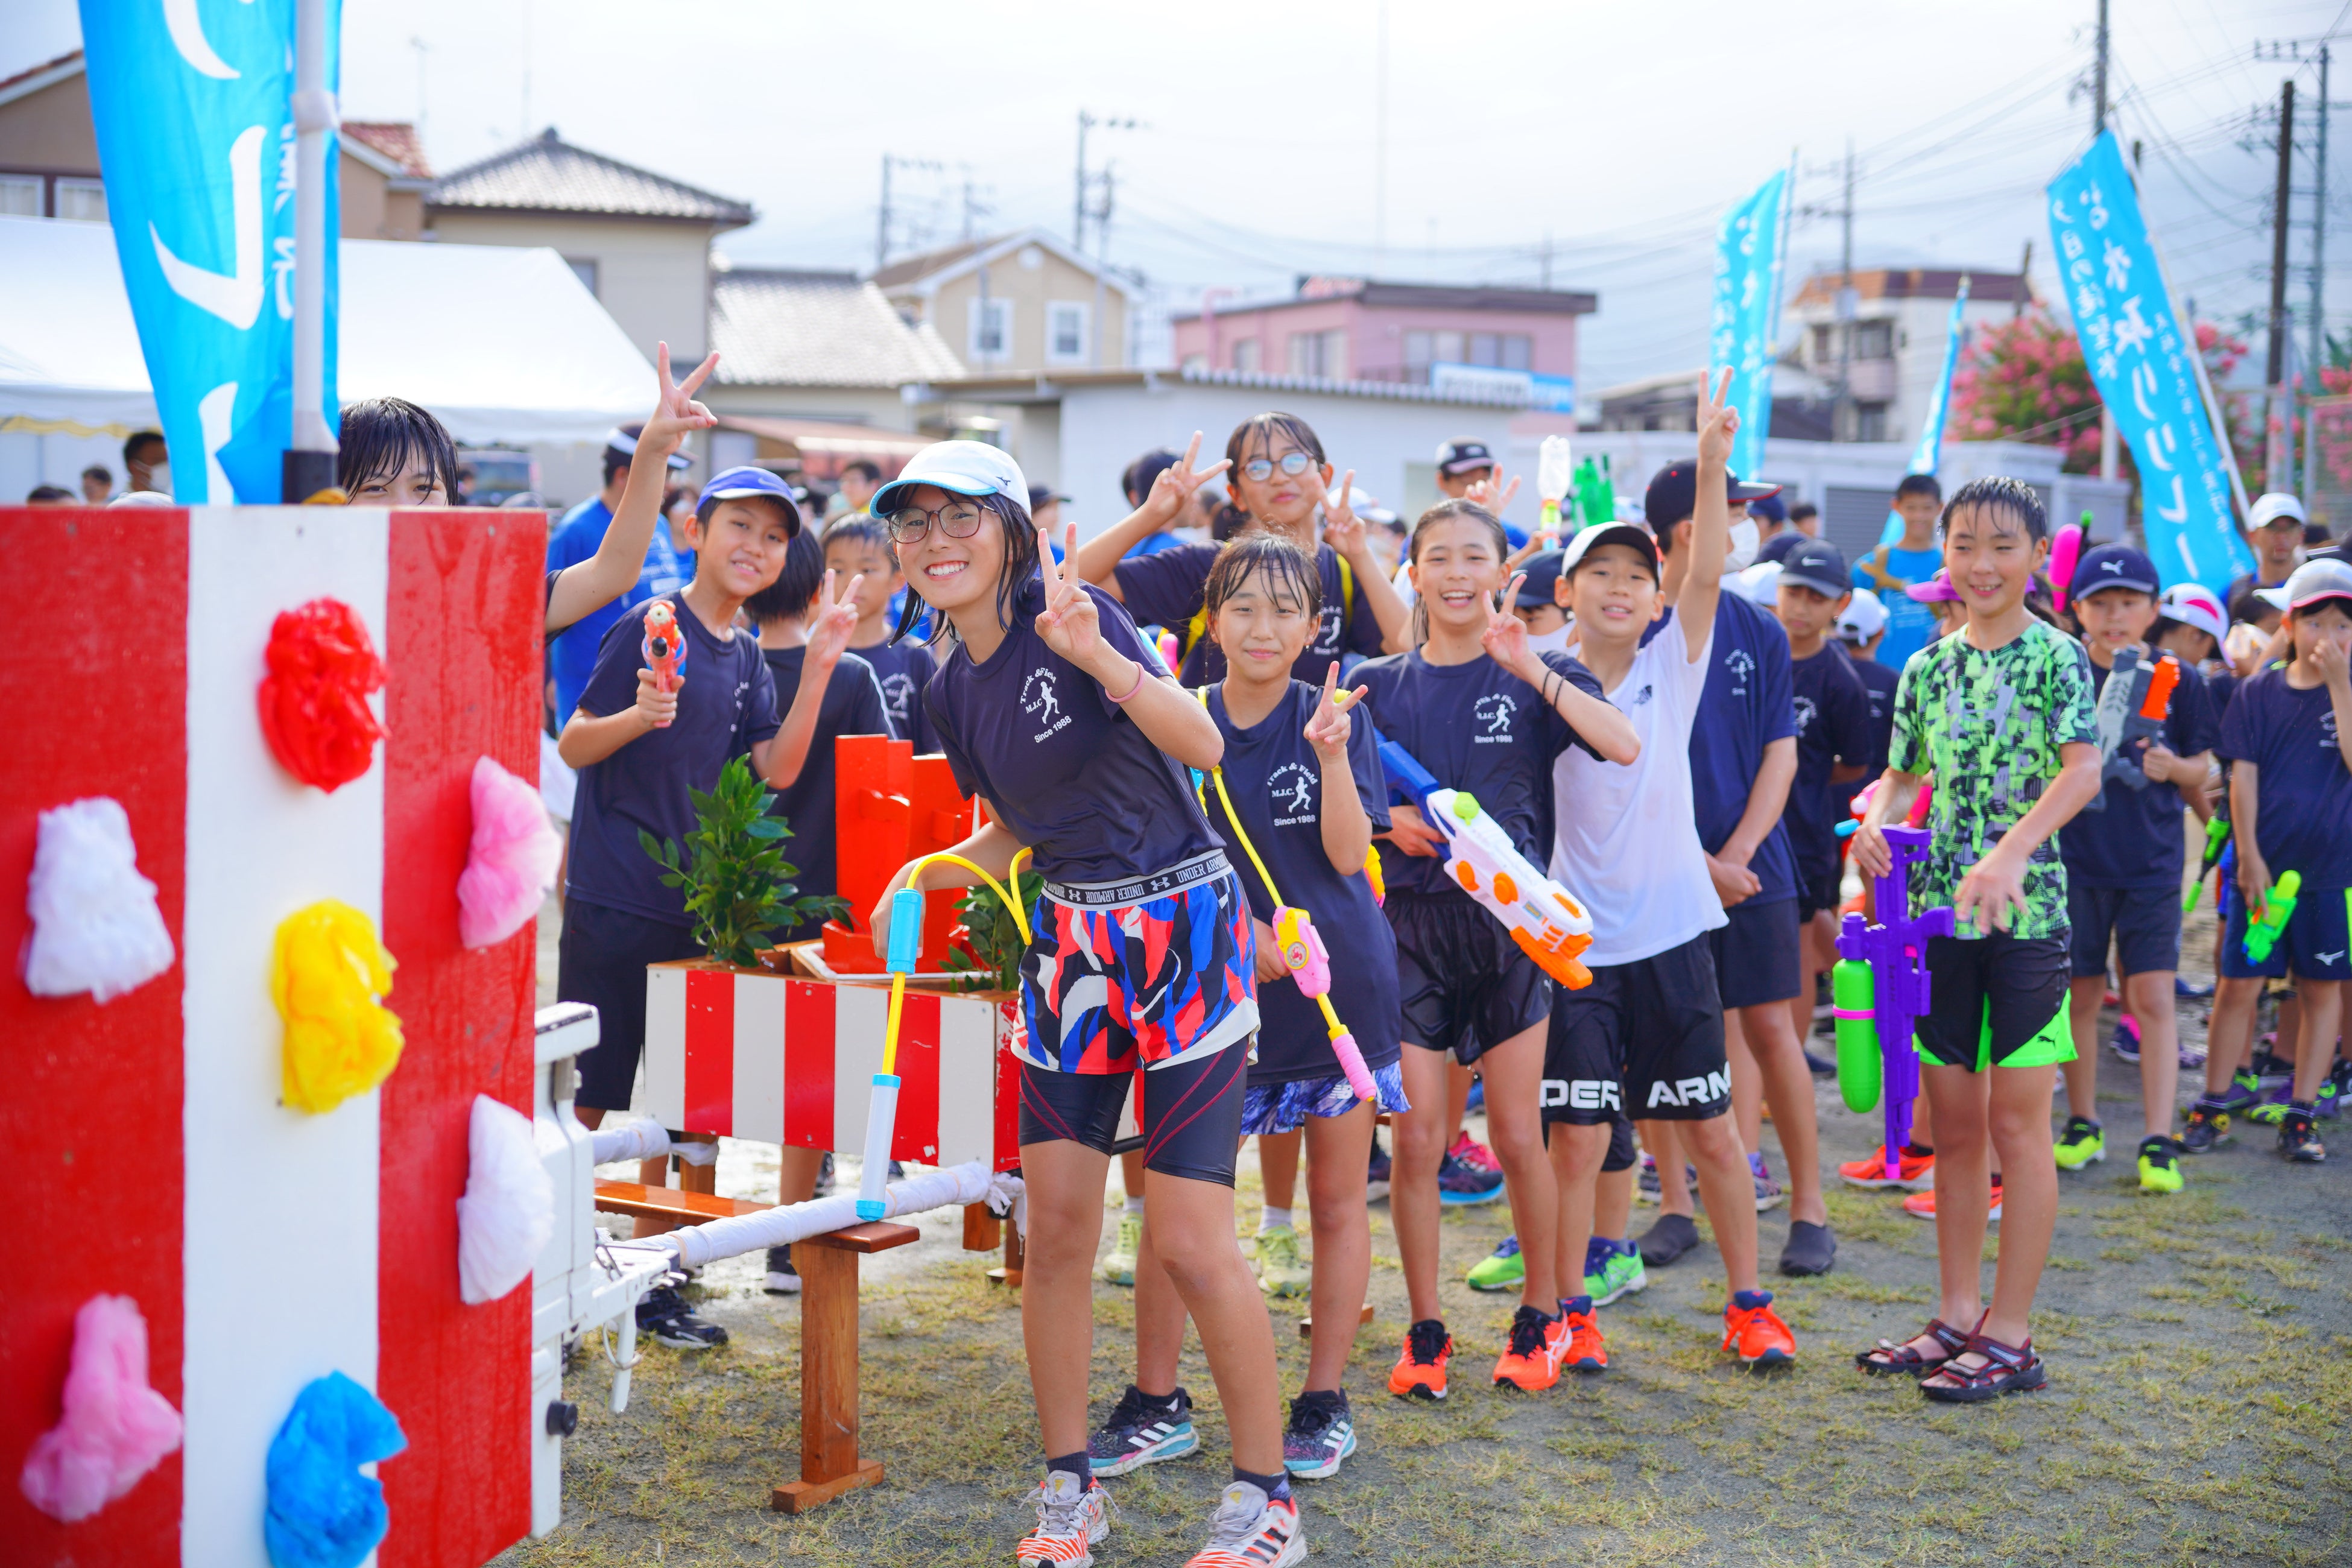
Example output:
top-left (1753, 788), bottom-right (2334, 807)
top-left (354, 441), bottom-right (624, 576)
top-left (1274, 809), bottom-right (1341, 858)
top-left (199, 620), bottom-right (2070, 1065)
top-left (1073, 416), bottom-right (1412, 685)
top-left (862, 442), bottom-right (1306, 1568)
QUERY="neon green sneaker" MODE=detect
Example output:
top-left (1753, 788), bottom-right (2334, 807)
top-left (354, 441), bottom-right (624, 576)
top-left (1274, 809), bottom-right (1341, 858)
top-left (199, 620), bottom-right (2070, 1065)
top-left (1585, 1240), bottom-right (1649, 1307)
top-left (2136, 1135), bottom-right (2184, 1194)
top-left (1255, 1224), bottom-right (1312, 1298)
top-left (1467, 1234), bottom-right (1525, 1292)
top-left (2053, 1115), bottom-right (2106, 1170)
top-left (1099, 1210), bottom-right (1142, 1286)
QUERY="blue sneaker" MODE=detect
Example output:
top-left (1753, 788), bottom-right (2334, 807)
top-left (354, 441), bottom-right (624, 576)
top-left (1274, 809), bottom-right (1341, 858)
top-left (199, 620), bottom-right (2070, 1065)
top-left (1465, 1076), bottom-right (1486, 1114)
top-left (2211, 1070), bottom-right (2262, 1115)
top-left (1282, 1391), bottom-right (1356, 1479)
top-left (1437, 1151), bottom-right (1506, 1206)
top-left (1366, 1136), bottom-right (1392, 1204)
top-left (1088, 1385), bottom-right (1198, 1477)
top-left (2175, 976), bottom-right (2215, 999)
top-left (2109, 1016), bottom-right (2141, 1063)
top-left (1584, 1238), bottom-right (1649, 1307)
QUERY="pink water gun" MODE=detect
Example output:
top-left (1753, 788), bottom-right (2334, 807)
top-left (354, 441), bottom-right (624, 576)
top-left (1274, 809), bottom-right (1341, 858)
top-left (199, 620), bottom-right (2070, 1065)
top-left (1272, 906), bottom-right (1377, 1101)
top-left (2049, 519), bottom-right (2085, 614)
top-left (642, 601), bottom-right (686, 727)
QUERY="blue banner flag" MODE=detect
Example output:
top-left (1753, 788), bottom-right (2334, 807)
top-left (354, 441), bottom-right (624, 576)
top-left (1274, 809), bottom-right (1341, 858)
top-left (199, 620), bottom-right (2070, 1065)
top-left (80, 0), bottom-right (341, 502)
top-left (1710, 169), bottom-right (1788, 483)
top-left (2047, 131), bottom-right (2248, 590)
top-left (1880, 280), bottom-right (1971, 544)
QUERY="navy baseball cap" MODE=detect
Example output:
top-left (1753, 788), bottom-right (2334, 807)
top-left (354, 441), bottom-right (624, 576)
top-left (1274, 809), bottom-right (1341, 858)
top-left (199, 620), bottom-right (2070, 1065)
top-left (605, 421), bottom-right (694, 472)
top-left (696, 465), bottom-right (803, 534)
top-left (1642, 459), bottom-right (1780, 530)
top-left (1756, 531), bottom-right (1807, 566)
top-left (1747, 492), bottom-right (1788, 525)
top-left (1438, 438), bottom-right (1496, 475)
top-left (2070, 543), bottom-right (2159, 600)
top-left (1777, 539), bottom-right (1850, 599)
top-left (1515, 551), bottom-right (1567, 607)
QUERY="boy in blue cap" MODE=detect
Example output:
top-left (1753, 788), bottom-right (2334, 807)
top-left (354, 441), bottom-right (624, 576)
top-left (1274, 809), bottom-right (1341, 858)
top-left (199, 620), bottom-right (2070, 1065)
top-left (2052, 545), bottom-right (2218, 1192)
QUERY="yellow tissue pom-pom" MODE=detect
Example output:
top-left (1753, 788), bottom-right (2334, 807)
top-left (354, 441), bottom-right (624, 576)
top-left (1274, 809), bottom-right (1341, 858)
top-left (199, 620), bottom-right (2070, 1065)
top-left (272, 900), bottom-right (403, 1114)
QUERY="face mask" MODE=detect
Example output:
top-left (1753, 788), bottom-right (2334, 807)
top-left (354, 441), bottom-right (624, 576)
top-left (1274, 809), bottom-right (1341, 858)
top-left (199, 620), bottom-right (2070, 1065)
top-left (1526, 621), bottom-right (1575, 656)
top-left (1724, 518), bottom-right (1759, 572)
top-left (146, 461), bottom-right (171, 497)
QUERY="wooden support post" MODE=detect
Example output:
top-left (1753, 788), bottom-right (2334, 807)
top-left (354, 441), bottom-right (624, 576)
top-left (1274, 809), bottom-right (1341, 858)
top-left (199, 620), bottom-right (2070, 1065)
top-left (962, 1201), bottom-right (1001, 1252)
top-left (771, 1220), bottom-right (919, 1515)
top-left (987, 1213), bottom-right (1024, 1287)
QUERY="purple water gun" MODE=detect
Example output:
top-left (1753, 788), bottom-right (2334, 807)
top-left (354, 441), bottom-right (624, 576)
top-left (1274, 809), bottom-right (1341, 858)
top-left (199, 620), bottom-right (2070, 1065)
top-left (1832, 826), bottom-right (1955, 1184)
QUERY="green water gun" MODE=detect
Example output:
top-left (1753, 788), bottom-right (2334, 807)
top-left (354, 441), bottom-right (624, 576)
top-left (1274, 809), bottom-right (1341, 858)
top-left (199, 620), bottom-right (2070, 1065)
top-left (2244, 871), bottom-right (2301, 964)
top-left (2183, 815), bottom-right (2230, 912)
top-left (1571, 455), bottom-right (1614, 534)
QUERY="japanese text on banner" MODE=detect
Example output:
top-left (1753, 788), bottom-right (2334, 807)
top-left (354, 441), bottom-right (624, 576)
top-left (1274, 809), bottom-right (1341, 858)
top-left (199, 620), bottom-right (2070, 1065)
top-left (1709, 169), bottom-right (1787, 483)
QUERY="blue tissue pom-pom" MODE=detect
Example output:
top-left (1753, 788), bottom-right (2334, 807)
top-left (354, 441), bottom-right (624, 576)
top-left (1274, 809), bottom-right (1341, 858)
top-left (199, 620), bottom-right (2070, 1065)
top-left (263, 1371), bottom-right (408, 1568)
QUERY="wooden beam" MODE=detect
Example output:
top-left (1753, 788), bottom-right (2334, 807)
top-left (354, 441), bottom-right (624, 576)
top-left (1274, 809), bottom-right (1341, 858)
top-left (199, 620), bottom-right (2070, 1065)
top-left (591, 1180), bottom-right (771, 1224)
top-left (771, 1221), bottom-right (920, 1514)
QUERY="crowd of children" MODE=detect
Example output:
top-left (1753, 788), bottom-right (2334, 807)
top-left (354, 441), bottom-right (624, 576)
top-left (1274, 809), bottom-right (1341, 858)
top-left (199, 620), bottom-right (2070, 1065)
top-left (311, 337), bottom-right (2350, 1565)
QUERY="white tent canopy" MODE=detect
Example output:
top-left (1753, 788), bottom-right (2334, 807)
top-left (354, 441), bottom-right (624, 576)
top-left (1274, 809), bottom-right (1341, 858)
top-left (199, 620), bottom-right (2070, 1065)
top-left (0, 215), bottom-right (652, 445)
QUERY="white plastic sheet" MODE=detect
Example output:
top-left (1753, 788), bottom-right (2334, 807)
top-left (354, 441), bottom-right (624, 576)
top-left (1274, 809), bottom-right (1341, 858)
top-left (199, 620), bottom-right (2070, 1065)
top-left (457, 1095), bottom-right (554, 1304)
top-left (22, 797), bottom-right (174, 1004)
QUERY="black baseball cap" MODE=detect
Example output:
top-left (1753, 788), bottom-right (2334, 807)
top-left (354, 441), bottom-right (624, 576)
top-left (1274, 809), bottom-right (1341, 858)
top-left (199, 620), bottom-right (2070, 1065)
top-left (1027, 482), bottom-right (1070, 511)
top-left (1514, 551), bottom-right (1567, 607)
top-left (1777, 539), bottom-right (1849, 599)
top-left (1438, 438), bottom-right (1496, 476)
top-left (1756, 531), bottom-right (1807, 566)
top-left (604, 421), bottom-right (694, 472)
top-left (1747, 492), bottom-right (1788, 524)
top-left (1642, 459), bottom-right (1781, 531)
top-left (2070, 543), bottom-right (2160, 600)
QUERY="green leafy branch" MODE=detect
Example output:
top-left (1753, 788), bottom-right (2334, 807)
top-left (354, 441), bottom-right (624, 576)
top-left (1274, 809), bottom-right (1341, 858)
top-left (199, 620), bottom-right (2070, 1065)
top-left (639, 756), bottom-right (848, 969)
top-left (941, 868), bottom-right (1044, 993)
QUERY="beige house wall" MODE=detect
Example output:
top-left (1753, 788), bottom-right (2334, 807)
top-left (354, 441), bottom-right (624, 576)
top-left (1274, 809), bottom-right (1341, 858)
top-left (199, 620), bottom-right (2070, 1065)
top-left (426, 211), bottom-right (713, 362)
top-left (899, 249), bottom-right (1127, 375)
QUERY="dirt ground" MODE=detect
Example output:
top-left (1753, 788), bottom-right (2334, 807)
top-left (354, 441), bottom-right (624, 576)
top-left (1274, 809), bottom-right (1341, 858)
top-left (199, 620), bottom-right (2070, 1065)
top-left (506, 903), bottom-right (2352, 1568)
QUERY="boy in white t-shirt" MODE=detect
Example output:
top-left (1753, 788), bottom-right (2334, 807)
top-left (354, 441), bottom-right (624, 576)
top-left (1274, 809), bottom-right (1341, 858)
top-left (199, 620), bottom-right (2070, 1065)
top-left (1540, 373), bottom-right (1798, 1375)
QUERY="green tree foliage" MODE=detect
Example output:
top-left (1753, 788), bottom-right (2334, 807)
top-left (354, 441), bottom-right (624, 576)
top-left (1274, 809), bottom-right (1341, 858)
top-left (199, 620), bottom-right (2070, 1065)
top-left (639, 756), bottom-right (847, 969)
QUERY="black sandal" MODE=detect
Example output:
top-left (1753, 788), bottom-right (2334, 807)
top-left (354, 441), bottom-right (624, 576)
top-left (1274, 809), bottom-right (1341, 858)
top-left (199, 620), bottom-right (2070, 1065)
top-left (1854, 1317), bottom-right (1971, 1377)
top-left (1920, 1332), bottom-right (2046, 1403)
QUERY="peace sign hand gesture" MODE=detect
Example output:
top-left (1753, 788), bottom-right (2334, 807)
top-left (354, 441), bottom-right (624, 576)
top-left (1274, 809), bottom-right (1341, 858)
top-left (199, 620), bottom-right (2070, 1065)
top-left (1695, 367), bottom-right (1739, 469)
top-left (1034, 521), bottom-right (1107, 671)
top-left (1145, 431), bottom-right (1231, 526)
top-left (806, 567), bottom-right (865, 669)
top-left (640, 341), bottom-right (719, 464)
top-left (1482, 572), bottom-right (1534, 672)
top-left (1309, 466), bottom-right (1364, 558)
top-left (1303, 663), bottom-right (1366, 762)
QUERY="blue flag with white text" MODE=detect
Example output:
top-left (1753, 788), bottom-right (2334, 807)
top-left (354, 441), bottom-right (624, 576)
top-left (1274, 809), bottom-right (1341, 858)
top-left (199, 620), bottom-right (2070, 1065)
top-left (2047, 131), bottom-right (2247, 590)
top-left (1879, 281), bottom-right (1971, 544)
top-left (80, 0), bottom-right (341, 503)
top-left (1710, 169), bottom-right (1786, 483)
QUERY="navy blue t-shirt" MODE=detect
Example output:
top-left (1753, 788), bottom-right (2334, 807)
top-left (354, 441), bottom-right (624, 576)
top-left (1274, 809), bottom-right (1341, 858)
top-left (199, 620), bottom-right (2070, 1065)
top-left (925, 576), bottom-right (1223, 885)
top-left (566, 594), bottom-right (780, 925)
top-left (1353, 648), bottom-right (1605, 899)
top-left (1204, 681), bottom-right (1402, 1082)
top-left (545, 496), bottom-right (694, 724)
top-left (856, 637), bottom-right (939, 754)
top-left (1114, 540), bottom-right (1384, 686)
top-left (762, 646), bottom-right (894, 943)
top-left (2060, 654), bottom-right (2218, 890)
top-left (1832, 650), bottom-right (1901, 825)
top-left (1786, 643), bottom-right (1873, 887)
top-left (2217, 666), bottom-right (2352, 885)
top-left (1647, 592), bottom-right (1800, 901)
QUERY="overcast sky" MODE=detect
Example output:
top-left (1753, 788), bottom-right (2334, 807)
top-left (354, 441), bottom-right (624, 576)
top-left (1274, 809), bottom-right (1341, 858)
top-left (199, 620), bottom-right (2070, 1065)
top-left (11, 0), bottom-right (2346, 392)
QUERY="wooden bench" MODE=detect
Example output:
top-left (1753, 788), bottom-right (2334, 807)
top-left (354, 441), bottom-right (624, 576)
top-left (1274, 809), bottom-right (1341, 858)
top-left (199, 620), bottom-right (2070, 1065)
top-left (592, 1180), bottom-right (774, 1224)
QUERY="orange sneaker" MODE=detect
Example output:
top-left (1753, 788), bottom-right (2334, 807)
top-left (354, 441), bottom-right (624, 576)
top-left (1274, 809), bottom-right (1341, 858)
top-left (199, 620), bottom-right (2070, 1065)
top-left (1492, 1305), bottom-right (1563, 1391)
top-left (1839, 1144), bottom-right (1935, 1190)
top-left (1901, 1179), bottom-right (2003, 1222)
top-left (1558, 1298), bottom-right (1608, 1374)
top-left (1388, 1318), bottom-right (1452, 1400)
top-left (1723, 1289), bottom-right (1797, 1366)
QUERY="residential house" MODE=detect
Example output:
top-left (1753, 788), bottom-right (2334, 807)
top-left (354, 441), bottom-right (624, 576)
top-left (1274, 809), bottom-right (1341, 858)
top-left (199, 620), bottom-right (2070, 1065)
top-left (1169, 277), bottom-right (1593, 396)
top-left (873, 229), bottom-right (1129, 376)
top-left (1786, 267), bottom-right (2033, 443)
top-left (1590, 362), bottom-right (1836, 443)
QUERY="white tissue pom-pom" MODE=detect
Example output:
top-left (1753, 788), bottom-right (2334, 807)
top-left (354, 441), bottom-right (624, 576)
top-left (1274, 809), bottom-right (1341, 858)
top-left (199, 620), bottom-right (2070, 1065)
top-left (455, 1095), bottom-right (553, 1304)
top-left (24, 798), bottom-right (174, 1004)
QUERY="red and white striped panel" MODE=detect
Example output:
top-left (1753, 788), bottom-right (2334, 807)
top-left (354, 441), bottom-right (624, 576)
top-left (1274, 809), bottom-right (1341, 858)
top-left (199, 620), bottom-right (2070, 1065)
top-left (641, 966), bottom-right (1022, 1172)
top-left (0, 505), bottom-right (542, 1568)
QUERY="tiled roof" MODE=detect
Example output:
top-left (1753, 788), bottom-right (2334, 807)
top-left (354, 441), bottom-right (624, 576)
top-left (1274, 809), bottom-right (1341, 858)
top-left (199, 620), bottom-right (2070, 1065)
top-left (343, 121), bottom-right (431, 179)
top-left (1791, 268), bottom-right (2032, 308)
top-left (869, 238), bottom-right (991, 291)
top-left (710, 268), bottom-right (965, 388)
top-left (428, 128), bottom-right (752, 225)
top-left (0, 49), bottom-right (83, 101)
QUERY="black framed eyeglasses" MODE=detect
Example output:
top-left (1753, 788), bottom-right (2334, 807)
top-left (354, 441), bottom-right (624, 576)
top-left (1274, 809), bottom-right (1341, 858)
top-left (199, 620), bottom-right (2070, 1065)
top-left (1241, 451), bottom-right (1315, 483)
top-left (887, 499), bottom-right (987, 544)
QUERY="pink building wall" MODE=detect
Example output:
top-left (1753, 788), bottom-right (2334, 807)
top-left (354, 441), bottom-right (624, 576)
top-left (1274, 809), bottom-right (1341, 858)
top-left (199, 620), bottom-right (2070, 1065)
top-left (1171, 297), bottom-right (1581, 384)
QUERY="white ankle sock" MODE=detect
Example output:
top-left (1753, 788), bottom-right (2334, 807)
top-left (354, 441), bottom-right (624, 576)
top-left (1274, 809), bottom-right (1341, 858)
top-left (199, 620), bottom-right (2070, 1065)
top-left (1123, 1195), bottom-right (1144, 1217)
top-left (1259, 1206), bottom-right (1293, 1234)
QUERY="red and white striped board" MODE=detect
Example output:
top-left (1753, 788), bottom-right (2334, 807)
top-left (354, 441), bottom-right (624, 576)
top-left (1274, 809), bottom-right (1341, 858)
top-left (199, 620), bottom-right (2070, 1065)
top-left (0, 505), bottom-right (542, 1568)
top-left (642, 963), bottom-right (1022, 1171)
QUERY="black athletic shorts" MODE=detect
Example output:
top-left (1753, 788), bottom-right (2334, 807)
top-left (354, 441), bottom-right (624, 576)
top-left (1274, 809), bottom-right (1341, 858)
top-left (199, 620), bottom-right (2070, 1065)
top-left (2066, 882), bottom-right (2183, 979)
top-left (1709, 894), bottom-right (1802, 1010)
top-left (1918, 933), bottom-right (2073, 1072)
top-left (560, 898), bottom-right (704, 1111)
top-left (1542, 933), bottom-right (1731, 1125)
top-left (1601, 1113), bottom-right (1636, 1173)
top-left (1018, 1040), bottom-right (1250, 1187)
top-left (1388, 892), bottom-right (1553, 1066)
top-left (1796, 863), bottom-right (1842, 925)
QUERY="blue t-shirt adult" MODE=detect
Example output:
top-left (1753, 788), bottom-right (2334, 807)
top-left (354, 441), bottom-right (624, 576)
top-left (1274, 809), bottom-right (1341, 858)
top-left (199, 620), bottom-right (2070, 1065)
top-left (1854, 543), bottom-right (1944, 672)
top-left (858, 637), bottom-right (940, 754)
top-left (1787, 643), bottom-right (1874, 887)
top-left (566, 595), bottom-right (780, 926)
top-left (2216, 666), bottom-right (2352, 886)
top-left (924, 576), bottom-right (1222, 886)
top-left (1833, 650), bottom-right (1901, 823)
top-left (1203, 680), bottom-right (1402, 1083)
top-left (1125, 530), bottom-right (1190, 560)
top-left (545, 496), bottom-right (695, 723)
top-left (1352, 648), bottom-right (1605, 899)
top-left (1648, 592), bottom-right (1800, 902)
top-left (1114, 540), bottom-right (1384, 687)
top-left (761, 646), bottom-right (894, 944)
top-left (2059, 655), bottom-right (2218, 890)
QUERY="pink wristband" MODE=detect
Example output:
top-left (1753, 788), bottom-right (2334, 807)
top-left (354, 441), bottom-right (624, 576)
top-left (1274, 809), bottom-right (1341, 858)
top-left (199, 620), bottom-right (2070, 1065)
top-left (1104, 659), bottom-right (1148, 704)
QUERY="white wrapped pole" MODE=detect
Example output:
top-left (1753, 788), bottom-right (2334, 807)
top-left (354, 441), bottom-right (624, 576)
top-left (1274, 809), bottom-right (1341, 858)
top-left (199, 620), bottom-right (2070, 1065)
top-left (858, 887), bottom-right (928, 1221)
top-left (589, 1119), bottom-right (673, 1166)
top-left (855, 1075), bottom-right (899, 1221)
top-left (648, 1160), bottom-right (1011, 1271)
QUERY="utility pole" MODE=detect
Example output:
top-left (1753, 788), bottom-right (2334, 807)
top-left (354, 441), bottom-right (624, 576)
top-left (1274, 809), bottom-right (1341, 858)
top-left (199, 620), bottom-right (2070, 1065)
top-left (1539, 232), bottom-right (1552, 291)
top-left (1836, 139), bottom-right (1854, 442)
top-left (2270, 79), bottom-right (2298, 493)
top-left (1374, 0), bottom-right (1389, 275)
top-left (1073, 110), bottom-right (1092, 251)
top-left (1092, 165), bottom-right (1114, 368)
top-left (2307, 44), bottom-right (2331, 514)
top-left (2094, 0), bottom-right (2119, 481)
top-left (2015, 238), bottom-right (2033, 320)
top-left (875, 153), bottom-right (943, 272)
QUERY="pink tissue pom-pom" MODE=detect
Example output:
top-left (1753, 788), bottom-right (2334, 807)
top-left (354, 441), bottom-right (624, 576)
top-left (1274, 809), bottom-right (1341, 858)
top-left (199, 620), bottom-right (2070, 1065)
top-left (457, 756), bottom-right (561, 949)
top-left (19, 1294), bottom-right (183, 1523)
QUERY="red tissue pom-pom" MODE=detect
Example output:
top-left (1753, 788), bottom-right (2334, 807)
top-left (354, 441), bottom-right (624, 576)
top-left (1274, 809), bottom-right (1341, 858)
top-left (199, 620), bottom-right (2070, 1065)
top-left (258, 598), bottom-right (387, 792)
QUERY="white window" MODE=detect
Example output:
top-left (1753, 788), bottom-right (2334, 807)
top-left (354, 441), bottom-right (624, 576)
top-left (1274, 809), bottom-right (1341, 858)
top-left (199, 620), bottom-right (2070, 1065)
top-left (1286, 328), bottom-right (1348, 380)
top-left (54, 177), bottom-right (106, 222)
top-left (1045, 300), bottom-right (1090, 367)
top-left (1432, 329), bottom-right (1464, 365)
top-left (1231, 337), bottom-right (1259, 373)
top-left (0, 174), bottom-right (40, 217)
top-left (564, 256), bottom-right (599, 297)
top-left (1854, 320), bottom-right (1894, 361)
top-left (969, 296), bottom-right (1013, 363)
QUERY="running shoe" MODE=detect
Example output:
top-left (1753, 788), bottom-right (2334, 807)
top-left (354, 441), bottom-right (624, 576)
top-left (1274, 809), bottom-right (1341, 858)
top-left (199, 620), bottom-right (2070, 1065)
top-left (1387, 1318), bottom-right (1452, 1400)
top-left (1585, 1238), bottom-right (1648, 1306)
top-left (763, 1245), bottom-right (800, 1295)
top-left (2279, 1108), bottom-right (2327, 1163)
top-left (1467, 1234), bottom-right (1525, 1292)
top-left (2137, 1135), bottom-right (2185, 1193)
top-left (1634, 1151), bottom-right (1661, 1206)
top-left (1780, 1220), bottom-right (1838, 1277)
top-left (2317, 1062), bottom-right (2351, 1119)
top-left (811, 1149), bottom-right (835, 1197)
top-left (1365, 1136), bottom-right (1392, 1204)
top-left (1087, 1385), bottom-right (1198, 1478)
top-left (2248, 1094), bottom-right (2294, 1127)
top-left (1637, 1212), bottom-right (1701, 1267)
top-left (2109, 1016), bottom-right (2141, 1063)
top-left (1019, 1470), bottom-right (1112, 1567)
top-left (1282, 1391), bottom-right (1356, 1480)
top-left (1750, 1150), bottom-right (1786, 1212)
top-left (2254, 1049), bottom-right (2297, 1093)
top-left (1437, 1151), bottom-right (1506, 1206)
top-left (1099, 1211), bottom-right (1143, 1288)
top-left (1839, 1144), bottom-right (1936, 1190)
top-left (1255, 1224), bottom-right (1312, 1298)
top-left (2180, 1101), bottom-right (2232, 1152)
top-left (1464, 1076), bottom-right (1487, 1115)
top-left (1557, 1297), bottom-right (1608, 1373)
top-left (2178, 1039), bottom-right (2209, 1069)
top-left (1184, 1481), bottom-right (1304, 1568)
top-left (1493, 1304), bottom-right (1565, 1391)
top-left (1450, 1130), bottom-right (1502, 1177)
top-left (635, 1285), bottom-right (728, 1349)
top-left (2053, 1116), bottom-right (2106, 1169)
top-left (1903, 1180), bottom-right (2003, 1222)
top-left (2175, 975), bottom-right (2215, 999)
top-left (1722, 1289), bottom-right (1796, 1366)
top-left (2211, 1069), bottom-right (2263, 1115)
